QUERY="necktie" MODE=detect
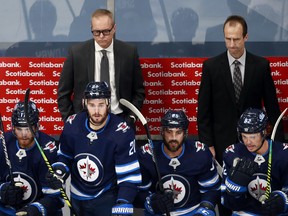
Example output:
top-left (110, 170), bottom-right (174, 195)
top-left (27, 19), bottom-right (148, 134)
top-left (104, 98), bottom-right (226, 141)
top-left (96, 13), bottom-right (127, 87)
top-left (100, 50), bottom-right (109, 84)
top-left (233, 60), bottom-right (242, 103)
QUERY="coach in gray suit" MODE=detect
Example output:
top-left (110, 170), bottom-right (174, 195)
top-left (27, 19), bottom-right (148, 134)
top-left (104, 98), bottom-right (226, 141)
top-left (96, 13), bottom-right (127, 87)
top-left (197, 15), bottom-right (284, 165)
top-left (58, 9), bottom-right (145, 125)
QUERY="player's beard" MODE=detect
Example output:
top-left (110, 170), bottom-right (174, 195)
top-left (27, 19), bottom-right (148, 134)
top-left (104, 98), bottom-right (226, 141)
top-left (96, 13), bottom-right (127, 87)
top-left (89, 110), bottom-right (108, 127)
top-left (163, 139), bottom-right (183, 153)
top-left (17, 136), bottom-right (35, 148)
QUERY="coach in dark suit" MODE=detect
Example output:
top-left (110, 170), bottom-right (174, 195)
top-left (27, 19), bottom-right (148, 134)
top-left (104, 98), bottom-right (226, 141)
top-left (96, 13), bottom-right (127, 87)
top-left (58, 9), bottom-right (145, 124)
top-left (197, 15), bottom-right (284, 165)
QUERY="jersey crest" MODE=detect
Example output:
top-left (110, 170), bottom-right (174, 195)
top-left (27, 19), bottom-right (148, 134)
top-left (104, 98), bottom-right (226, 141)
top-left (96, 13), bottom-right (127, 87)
top-left (12, 172), bottom-right (38, 204)
top-left (248, 173), bottom-right (268, 202)
top-left (75, 153), bottom-right (104, 185)
top-left (161, 174), bottom-right (190, 208)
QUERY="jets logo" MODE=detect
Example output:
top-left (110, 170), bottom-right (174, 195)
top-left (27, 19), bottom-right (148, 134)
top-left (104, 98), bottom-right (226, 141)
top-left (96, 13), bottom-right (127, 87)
top-left (141, 143), bottom-right (153, 156)
top-left (225, 144), bottom-right (235, 153)
top-left (75, 153), bottom-right (104, 185)
top-left (248, 173), bottom-right (268, 202)
top-left (12, 172), bottom-right (38, 204)
top-left (43, 141), bottom-right (57, 152)
top-left (66, 114), bottom-right (76, 124)
top-left (195, 141), bottom-right (205, 152)
top-left (116, 122), bottom-right (129, 133)
top-left (161, 174), bottom-right (190, 208)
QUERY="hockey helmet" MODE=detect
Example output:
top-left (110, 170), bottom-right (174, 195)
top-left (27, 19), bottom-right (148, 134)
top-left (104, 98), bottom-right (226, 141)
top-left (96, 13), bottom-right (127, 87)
top-left (12, 101), bottom-right (39, 127)
top-left (84, 81), bottom-right (111, 100)
top-left (161, 109), bottom-right (189, 130)
top-left (237, 108), bottom-right (268, 134)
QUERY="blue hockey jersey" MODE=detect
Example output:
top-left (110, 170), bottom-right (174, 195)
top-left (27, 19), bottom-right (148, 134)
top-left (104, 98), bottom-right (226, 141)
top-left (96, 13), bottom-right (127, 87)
top-left (135, 139), bottom-right (221, 215)
top-left (222, 140), bottom-right (288, 215)
top-left (58, 112), bottom-right (141, 203)
top-left (0, 131), bottom-right (63, 215)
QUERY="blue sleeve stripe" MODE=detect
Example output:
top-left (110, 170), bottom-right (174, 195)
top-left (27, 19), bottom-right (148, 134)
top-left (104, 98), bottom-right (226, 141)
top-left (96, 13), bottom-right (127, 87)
top-left (117, 174), bottom-right (142, 184)
top-left (198, 173), bottom-right (220, 187)
top-left (115, 160), bottom-right (140, 174)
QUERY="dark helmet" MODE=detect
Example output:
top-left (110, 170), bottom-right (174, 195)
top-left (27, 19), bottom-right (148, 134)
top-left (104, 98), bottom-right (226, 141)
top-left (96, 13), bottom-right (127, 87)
top-left (161, 109), bottom-right (189, 130)
top-left (84, 81), bottom-right (111, 100)
top-left (237, 108), bottom-right (268, 134)
top-left (12, 101), bottom-right (39, 127)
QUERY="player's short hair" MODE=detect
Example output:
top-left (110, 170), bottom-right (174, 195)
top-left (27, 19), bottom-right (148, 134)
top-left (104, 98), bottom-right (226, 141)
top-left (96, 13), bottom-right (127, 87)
top-left (12, 101), bottom-right (39, 127)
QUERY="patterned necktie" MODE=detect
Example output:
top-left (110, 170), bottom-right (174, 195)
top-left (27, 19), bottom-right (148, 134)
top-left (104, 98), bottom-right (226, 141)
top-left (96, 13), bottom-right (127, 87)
top-left (100, 50), bottom-right (109, 84)
top-left (233, 60), bottom-right (242, 103)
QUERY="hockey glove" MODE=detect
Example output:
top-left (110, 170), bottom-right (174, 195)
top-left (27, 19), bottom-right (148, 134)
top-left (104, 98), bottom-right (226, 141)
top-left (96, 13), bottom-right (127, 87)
top-left (111, 200), bottom-right (133, 216)
top-left (45, 172), bottom-right (63, 190)
top-left (16, 205), bottom-right (42, 216)
top-left (145, 189), bottom-right (174, 214)
top-left (45, 162), bottom-right (69, 190)
top-left (225, 158), bottom-right (257, 194)
top-left (193, 202), bottom-right (216, 216)
top-left (261, 190), bottom-right (288, 215)
top-left (0, 182), bottom-right (24, 206)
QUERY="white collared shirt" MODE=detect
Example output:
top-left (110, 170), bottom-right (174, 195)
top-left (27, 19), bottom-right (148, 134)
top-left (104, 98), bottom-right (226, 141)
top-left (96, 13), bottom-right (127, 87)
top-left (227, 50), bottom-right (246, 84)
top-left (94, 40), bottom-right (123, 114)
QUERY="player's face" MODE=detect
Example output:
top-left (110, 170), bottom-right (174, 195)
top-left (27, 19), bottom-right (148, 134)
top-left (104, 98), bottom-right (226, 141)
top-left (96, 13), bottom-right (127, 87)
top-left (162, 127), bottom-right (185, 155)
top-left (87, 98), bottom-right (109, 128)
top-left (241, 132), bottom-right (266, 153)
top-left (13, 126), bottom-right (35, 148)
top-left (91, 15), bottom-right (115, 49)
top-left (224, 22), bottom-right (248, 59)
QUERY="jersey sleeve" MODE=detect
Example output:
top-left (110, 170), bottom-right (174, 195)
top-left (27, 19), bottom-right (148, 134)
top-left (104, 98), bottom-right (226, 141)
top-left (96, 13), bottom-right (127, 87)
top-left (114, 128), bottom-right (142, 203)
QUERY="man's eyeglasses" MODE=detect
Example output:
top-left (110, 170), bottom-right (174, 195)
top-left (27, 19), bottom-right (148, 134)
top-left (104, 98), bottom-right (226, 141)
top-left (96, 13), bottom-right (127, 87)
top-left (91, 26), bottom-right (114, 36)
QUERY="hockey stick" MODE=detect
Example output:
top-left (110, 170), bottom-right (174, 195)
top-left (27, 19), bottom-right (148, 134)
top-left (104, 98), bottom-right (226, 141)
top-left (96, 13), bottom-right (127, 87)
top-left (214, 158), bottom-right (223, 178)
top-left (119, 99), bottom-right (171, 216)
top-left (0, 114), bottom-right (14, 184)
top-left (264, 107), bottom-right (287, 200)
top-left (24, 88), bottom-right (77, 216)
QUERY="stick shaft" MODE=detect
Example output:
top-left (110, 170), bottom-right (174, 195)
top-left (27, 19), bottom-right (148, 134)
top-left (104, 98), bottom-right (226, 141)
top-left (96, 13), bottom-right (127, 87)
top-left (24, 89), bottom-right (77, 215)
top-left (119, 98), bottom-right (170, 216)
top-left (0, 114), bottom-right (14, 183)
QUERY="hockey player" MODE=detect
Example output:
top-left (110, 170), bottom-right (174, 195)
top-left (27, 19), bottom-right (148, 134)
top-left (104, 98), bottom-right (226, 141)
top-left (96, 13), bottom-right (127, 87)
top-left (0, 101), bottom-right (63, 216)
top-left (134, 109), bottom-right (220, 216)
top-left (46, 81), bottom-right (141, 216)
top-left (222, 108), bottom-right (288, 215)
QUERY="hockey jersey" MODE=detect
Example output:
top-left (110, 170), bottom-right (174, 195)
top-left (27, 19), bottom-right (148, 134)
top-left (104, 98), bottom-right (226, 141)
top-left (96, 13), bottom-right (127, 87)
top-left (57, 112), bottom-right (141, 203)
top-left (222, 140), bottom-right (288, 215)
top-left (135, 139), bottom-right (221, 215)
top-left (0, 131), bottom-right (63, 215)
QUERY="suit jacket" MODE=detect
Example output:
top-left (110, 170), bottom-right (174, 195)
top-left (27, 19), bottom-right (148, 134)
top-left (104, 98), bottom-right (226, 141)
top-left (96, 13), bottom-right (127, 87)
top-left (197, 51), bottom-right (284, 163)
top-left (58, 39), bottom-right (145, 121)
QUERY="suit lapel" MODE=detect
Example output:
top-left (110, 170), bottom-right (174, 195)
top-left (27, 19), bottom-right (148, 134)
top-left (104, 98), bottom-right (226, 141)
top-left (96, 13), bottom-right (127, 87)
top-left (238, 53), bottom-right (255, 109)
top-left (113, 40), bottom-right (120, 99)
top-left (221, 56), bottom-right (237, 104)
top-left (87, 39), bottom-right (95, 81)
